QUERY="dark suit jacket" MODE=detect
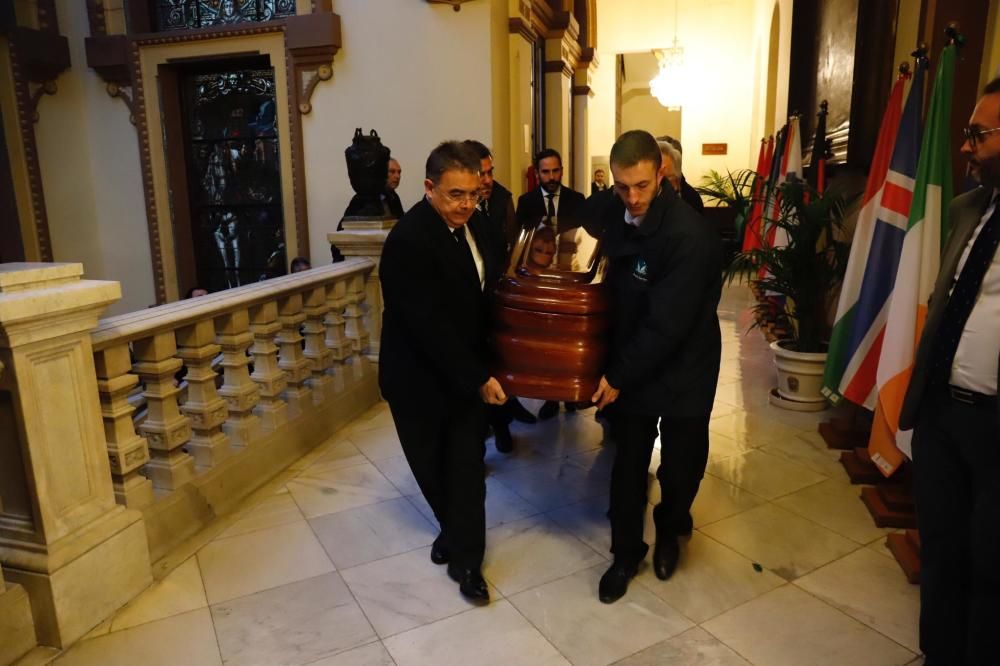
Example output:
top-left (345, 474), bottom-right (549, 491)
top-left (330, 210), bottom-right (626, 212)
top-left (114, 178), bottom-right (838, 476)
top-left (481, 181), bottom-right (518, 260)
top-left (899, 185), bottom-right (1000, 430)
top-left (378, 198), bottom-right (502, 406)
top-left (515, 185), bottom-right (587, 234)
top-left (383, 189), bottom-right (405, 219)
top-left (679, 177), bottom-right (705, 214)
top-left (599, 185), bottom-right (723, 418)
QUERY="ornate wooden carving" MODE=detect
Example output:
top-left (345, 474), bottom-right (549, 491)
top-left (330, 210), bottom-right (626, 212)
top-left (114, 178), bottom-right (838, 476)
top-left (84, 14), bottom-right (341, 304)
top-left (4, 27), bottom-right (71, 262)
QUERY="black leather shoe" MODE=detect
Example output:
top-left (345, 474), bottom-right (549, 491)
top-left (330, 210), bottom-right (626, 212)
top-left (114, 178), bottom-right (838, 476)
top-left (653, 536), bottom-right (680, 581)
top-left (538, 400), bottom-right (560, 420)
top-left (494, 425), bottom-right (514, 453)
top-left (430, 534), bottom-right (449, 565)
top-left (508, 398), bottom-right (537, 424)
top-left (447, 564), bottom-right (489, 603)
top-left (599, 560), bottom-right (639, 604)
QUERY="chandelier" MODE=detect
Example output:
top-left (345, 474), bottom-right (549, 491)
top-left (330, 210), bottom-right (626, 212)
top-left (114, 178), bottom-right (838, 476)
top-left (649, 1), bottom-right (684, 109)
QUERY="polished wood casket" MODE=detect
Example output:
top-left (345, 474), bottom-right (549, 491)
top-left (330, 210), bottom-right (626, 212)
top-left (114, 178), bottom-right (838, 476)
top-left (492, 223), bottom-right (609, 402)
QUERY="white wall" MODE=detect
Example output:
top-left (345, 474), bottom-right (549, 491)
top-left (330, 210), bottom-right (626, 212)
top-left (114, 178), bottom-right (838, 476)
top-left (36, 0), bottom-right (155, 315)
top-left (305, 0), bottom-right (499, 264)
top-left (589, 0), bottom-right (792, 187)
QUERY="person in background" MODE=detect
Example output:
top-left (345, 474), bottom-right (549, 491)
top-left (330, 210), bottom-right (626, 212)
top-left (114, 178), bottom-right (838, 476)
top-left (592, 168), bottom-right (609, 196)
top-left (290, 256), bottom-right (311, 273)
top-left (383, 157), bottom-right (406, 219)
top-left (657, 138), bottom-right (704, 213)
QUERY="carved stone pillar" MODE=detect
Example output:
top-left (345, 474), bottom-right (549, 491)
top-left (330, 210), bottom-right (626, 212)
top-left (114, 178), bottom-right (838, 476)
top-left (133, 332), bottom-right (195, 492)
top-left (302, 286), bottom-right (333, 402)
top-left (327, 230), bottom-right (389, 359)
top-left (215, 310), bottom-right (260, 447)
top-left (0, 263), bottom-right (151, 648)
top-left (0, 360), bottom-right (37, 664)
top-left (249, 301), bottom-right (288, 431)
top-left (94, 344), bottom-right (154, 509)
top-left (276, 293), bottom-right (312, 418)
top-left (323, 279), bottom-right (351, 393)
top-left (343, 274), bottom-right (370, 382)
top-left (176, 320), bottom-right (230, 469)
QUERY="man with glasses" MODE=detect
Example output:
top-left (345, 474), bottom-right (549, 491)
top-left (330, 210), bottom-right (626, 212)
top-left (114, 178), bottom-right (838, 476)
top-left (379, 141), bottom-right (508, 603)
top-left (899, 77), bottom-right (1000, 664)
top-left (463, 140), bottom-right (539, 453)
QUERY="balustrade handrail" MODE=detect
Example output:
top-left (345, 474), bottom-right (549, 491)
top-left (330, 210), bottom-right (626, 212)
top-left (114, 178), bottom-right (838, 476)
top-left (91, 258), bottom-right (374, 351)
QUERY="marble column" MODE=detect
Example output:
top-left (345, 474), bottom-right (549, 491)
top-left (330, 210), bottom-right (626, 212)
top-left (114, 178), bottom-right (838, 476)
top-left (0, 263), bottom-right (151, 648)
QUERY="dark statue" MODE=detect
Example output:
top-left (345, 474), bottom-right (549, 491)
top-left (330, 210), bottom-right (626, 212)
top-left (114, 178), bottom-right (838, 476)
top-left (343, 128), bottom-right (391, 219)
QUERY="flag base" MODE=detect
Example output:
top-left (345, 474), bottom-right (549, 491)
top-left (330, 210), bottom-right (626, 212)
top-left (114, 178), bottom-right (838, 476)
top-left (767, 387), bottom-right (829, 412)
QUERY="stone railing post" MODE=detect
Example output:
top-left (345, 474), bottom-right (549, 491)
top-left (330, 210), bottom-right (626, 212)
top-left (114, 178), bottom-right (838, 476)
top-left (176, 320), bottom-right (230, 469)
top-left (302, 285), bottom-right (333, 402)
top-left (0, 263), bottom-right (151, 648)
top-left (215, 309), bottom-right (260, 447)
top-left (343, 274), bottom-right (370, 381)
top-left (133, 332), bottom-right (195, 492)
top-left (248, 301), bottom-right (287, 431)
top-left (94, 344), bottom-right (154, 509)
top-left (324, 279), bottom-right (352, 391)
top-left (0, 359), bottom-right (38, 664)
top-left (327, 230), bottom-right (389, 359)
top-left (276, 293), bottom-right (312, 418)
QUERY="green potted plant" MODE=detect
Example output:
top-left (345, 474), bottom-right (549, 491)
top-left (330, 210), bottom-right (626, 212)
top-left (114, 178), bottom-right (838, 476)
top-left (699, 171), bottom-right (853, 409)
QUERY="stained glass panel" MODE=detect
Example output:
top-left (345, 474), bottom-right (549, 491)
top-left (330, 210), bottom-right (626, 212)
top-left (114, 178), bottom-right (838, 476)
top-left (154, 0), bottom-right (296, 33)
top-left (182, 66), bottom-right (286, 292)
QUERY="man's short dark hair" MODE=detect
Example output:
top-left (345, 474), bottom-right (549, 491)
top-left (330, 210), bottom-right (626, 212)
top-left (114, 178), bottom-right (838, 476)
top-left (533, 148), bottom-right (562, 169)
top-left (425, 141), bottom-right (481, 184)
top-left (290, 256), bottom-right (311, 272)
top-left (611, 130), bottom-right (662, 171)
top-left (983, 77), bottom-right (1000, 96)
top-left (462, 140), bottom-right (493, 160)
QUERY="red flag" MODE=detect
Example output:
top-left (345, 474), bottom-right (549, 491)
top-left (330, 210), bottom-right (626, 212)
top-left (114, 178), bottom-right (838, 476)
top-left (742, 136), bottom-right (773, 252)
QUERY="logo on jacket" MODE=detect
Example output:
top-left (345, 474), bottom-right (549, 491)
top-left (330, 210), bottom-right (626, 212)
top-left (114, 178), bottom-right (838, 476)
top-left (632, 257), bottom-right (649, 282)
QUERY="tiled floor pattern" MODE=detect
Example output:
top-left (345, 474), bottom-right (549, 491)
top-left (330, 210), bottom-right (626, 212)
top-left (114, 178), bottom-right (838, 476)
top-left (41, 287), bottom-right (922, 666)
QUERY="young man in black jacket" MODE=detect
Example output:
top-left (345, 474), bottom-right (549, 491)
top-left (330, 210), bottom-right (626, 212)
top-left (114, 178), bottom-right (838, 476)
top-left (591, 130), bottom-right (723, 603)
top-left (379, 141), bottom-right (508, 603)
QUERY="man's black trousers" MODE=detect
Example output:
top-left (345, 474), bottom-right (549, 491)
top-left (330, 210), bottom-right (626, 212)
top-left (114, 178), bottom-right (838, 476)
top-left (608, 412), bottom-right (711, 566)
top-left (912, 389), bottom-right (999, 664)
top-left (388, 396), bottom-right (487, 570)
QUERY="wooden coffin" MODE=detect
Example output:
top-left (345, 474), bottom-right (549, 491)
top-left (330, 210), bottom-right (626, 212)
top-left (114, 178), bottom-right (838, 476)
top-left (492, 223), bottom-right (609, 402)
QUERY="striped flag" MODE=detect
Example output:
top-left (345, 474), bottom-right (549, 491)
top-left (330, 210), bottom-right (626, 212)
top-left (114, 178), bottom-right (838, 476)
top-left (767, 116), bottom-right (803, 252)
top-left (869, 45), bottom-right (955, 476)
top-left (822, 66), bottom-right (920, 406)
top-left (743, 136), bottom-right (774, 252)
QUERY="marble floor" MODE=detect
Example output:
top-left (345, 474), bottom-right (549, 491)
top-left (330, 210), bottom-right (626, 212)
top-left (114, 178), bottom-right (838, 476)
top-left (36, 287), bottom-right (923, 666)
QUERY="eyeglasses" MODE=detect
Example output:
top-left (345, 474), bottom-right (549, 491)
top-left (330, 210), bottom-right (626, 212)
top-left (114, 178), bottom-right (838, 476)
top-left (962, 126), bottom-right (1000, 147)
top-left (436, 187), bottom-right (481, 205)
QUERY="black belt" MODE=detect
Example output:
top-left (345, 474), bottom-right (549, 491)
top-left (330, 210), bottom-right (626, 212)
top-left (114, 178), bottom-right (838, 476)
top-left (946, 385), bottom-right (997, 410)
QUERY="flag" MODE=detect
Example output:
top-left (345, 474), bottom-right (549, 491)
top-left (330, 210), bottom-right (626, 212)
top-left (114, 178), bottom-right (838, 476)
top-left (807, 101), bottom-right (829, 193)
top-left (869, 45), bottom-right (955, 477)
top-left (822, 66), bottom-right (919, 406)
top-left (767, 116), bottom-right (803, 252)
top-left (743, 136), bottom-right (773, 252)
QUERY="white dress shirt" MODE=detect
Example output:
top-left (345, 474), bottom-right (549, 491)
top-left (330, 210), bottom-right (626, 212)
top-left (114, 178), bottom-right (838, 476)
top-left (463, 225), bottom-right (485, 291)
top-left (950, 189), bottom-right (1000, 394)
top-left (541, 186), bottom-right (561, 218)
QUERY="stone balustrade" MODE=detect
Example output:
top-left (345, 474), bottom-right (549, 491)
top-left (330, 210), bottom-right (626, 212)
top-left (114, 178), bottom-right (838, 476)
top-left (0, 258), bottom-right (380, 650)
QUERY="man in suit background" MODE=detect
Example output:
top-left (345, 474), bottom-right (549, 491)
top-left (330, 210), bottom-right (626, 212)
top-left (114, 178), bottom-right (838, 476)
top-left (382, 157), bottom-right (405, 219)
top-left (463, 140), bottom-right (539, 453)
top-left (899, 78), bottom-right (1000, 665)
top-left (590, 130), bottom-right (722, 604)
top-left (379, 141), bottom-right (507, 603)
top-left (516, 148), bottom-right (588, 420)
top-left (657, 137), bottom-right (704, 214)
top-left (592, 168), bottom-right (609, 196)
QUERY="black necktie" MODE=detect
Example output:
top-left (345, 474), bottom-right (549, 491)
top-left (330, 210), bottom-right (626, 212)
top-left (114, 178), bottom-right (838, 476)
top-left (545, 193), bottom-right (556, 222)
top-left (928, 198), bottom-right (1000, 386)
top-left (453, 226), bottom-right (480, 288)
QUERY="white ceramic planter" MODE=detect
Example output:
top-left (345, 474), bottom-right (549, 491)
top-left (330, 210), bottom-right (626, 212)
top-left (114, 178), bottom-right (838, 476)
top-left (769, 339), bottom-right (829, 409)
